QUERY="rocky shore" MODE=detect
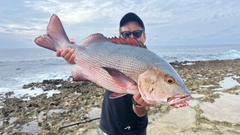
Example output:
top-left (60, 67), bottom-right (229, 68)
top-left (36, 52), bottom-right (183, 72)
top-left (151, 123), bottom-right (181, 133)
top-left (0, 59), bottom-right (240, 135)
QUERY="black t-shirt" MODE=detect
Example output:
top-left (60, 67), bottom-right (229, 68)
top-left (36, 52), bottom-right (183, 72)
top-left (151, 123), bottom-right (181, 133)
top-left (99, 90), bottom-right (148, 135)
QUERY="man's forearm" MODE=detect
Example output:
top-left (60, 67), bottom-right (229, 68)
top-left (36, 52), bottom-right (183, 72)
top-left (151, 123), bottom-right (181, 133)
top-left (133, 105), bottom-right (150, 117)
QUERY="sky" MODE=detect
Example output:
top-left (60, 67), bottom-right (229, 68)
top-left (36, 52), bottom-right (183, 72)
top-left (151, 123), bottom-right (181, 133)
top-left (0, 0), bottom-right (240, 48)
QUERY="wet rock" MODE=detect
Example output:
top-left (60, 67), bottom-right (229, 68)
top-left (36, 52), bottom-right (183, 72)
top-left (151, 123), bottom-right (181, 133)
top-left (200, 94), bottom-right (240, 124)
top-left (42, 79), bottom-right (63, 85)
top-left (1, 59), bottom-right (240, 134)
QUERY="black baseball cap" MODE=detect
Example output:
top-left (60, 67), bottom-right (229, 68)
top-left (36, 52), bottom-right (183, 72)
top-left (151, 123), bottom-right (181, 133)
top-left (119, 12), bottom-right (145, 31)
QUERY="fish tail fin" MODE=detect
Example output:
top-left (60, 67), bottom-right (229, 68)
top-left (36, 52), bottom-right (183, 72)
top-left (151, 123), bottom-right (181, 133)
top-left (34, 14), bottom-right (70, 51)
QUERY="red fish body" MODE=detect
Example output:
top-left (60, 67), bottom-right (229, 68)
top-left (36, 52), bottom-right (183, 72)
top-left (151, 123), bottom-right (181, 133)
top-left (35, 14), bottom-right (192, 108)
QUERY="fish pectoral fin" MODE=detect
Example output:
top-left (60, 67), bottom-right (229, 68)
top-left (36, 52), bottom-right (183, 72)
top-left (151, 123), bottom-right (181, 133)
top-left (102, 67), bottom-right (137, 91)
top-left (71, 67), bottom-right (90, 82)
top-left (109, 92), bottom-right (127, 99)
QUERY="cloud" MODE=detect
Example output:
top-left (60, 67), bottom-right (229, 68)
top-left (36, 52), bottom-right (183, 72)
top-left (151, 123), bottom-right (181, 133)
top-left (24, 0), bottom-right (116, 24)
top-left (0, 0), bottom-right (240, 48)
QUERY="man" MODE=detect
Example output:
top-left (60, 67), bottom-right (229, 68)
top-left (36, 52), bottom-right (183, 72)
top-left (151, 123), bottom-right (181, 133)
top-left (56, 12), bottom-right (150, 135)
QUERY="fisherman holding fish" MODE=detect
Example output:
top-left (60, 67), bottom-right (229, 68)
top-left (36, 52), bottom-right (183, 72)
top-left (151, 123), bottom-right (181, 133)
top-left (56, 12), bottom-right (150, 135)
top-left (35, 10), bottom-right (191, 134)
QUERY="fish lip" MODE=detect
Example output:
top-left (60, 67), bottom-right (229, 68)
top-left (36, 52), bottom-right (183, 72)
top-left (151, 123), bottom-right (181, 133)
top-left (167, 95), bottom-right (192, 107)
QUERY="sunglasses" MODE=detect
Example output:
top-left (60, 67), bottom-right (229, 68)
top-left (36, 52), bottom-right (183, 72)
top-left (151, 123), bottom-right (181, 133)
top-left (120, 30), bottom-right (143, 39)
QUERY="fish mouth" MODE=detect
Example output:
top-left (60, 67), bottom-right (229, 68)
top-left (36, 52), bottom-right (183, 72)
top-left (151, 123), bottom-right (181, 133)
top-left (167, 95), bottom-right (192, 108)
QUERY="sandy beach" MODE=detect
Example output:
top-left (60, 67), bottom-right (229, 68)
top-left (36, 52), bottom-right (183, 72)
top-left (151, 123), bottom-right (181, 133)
top-left (0, 59), bottom-right (240, 135)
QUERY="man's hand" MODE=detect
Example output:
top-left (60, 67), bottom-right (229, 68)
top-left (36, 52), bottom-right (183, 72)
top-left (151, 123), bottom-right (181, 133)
top-left (56, 39), bottom-right (76, 64)
top-left (132, 92), bottom-right (150, 117)
top-left (133, 92), bottom-right (150, 107)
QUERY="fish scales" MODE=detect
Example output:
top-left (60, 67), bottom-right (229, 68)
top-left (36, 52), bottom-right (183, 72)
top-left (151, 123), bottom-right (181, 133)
top-left (34, 14), bottom-right (192, 107)
top-left (74, 41), bottom-right (163, 83)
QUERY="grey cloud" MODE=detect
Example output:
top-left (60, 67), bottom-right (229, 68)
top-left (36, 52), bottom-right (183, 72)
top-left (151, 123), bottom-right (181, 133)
top-left (0, 0), bottom-right (240, 48)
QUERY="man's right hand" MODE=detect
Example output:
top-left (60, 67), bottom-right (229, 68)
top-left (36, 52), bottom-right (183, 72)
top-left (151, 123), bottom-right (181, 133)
top-left (56, 39), bottom-right (76, 64)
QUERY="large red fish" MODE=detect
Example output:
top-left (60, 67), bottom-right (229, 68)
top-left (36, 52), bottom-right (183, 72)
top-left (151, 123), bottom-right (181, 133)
top-left (35, 14), bottom-right (192, 108)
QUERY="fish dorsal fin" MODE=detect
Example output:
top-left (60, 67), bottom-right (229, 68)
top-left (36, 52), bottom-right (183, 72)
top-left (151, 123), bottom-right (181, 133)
top-left (80, 33), bottom-right (109, 46)
top-left (108, 36), bottom-right (147, 48)
top-left (80, 34), bottom-right (147, 49)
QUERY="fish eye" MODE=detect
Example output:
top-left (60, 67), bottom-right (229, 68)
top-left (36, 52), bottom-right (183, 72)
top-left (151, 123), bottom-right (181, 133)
top-left (165, 77), bottom-right (175, 84)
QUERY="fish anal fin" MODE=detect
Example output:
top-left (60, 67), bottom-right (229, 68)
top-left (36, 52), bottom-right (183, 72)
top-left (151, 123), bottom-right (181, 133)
top-left (109, 93), bottom-right (127, 99)
top-left (108, 36), bottom-right (147, 48)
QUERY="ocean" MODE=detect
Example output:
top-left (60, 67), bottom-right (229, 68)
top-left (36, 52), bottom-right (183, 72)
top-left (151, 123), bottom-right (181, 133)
top-left (0, 44), bottom-right (240, 101)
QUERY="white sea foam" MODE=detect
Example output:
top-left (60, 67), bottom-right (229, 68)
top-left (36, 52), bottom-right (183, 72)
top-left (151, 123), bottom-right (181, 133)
top-left (1, 88), bottom-right (61, 101)
top-left (0, 71), bottom-right (68, 100)
top-left (148, 45), bottom-right (240, 62)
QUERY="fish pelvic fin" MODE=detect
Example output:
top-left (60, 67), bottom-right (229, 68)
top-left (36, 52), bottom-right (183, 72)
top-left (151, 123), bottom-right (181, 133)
top-left (34, 14), bottom-right (70, 51)
top-left (102, 67), bottom-right (138, 92)
top-left (108, 36), bottom-right (147, 48)
top-left (72, 67), bottom-right (90, 82)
